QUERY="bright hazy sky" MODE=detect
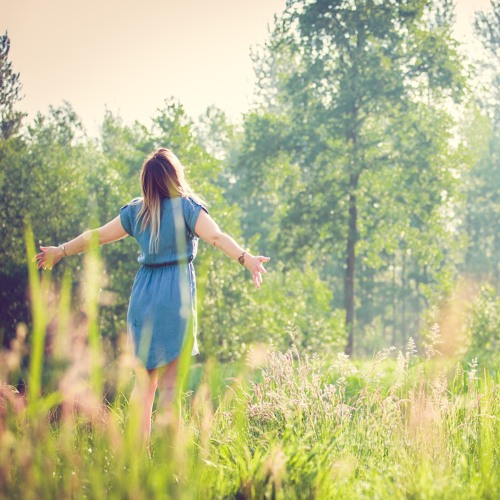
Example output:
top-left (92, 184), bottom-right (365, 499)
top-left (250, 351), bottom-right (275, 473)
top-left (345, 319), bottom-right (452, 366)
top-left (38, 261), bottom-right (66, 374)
top-left (0, 0), bottom-right (494, 135)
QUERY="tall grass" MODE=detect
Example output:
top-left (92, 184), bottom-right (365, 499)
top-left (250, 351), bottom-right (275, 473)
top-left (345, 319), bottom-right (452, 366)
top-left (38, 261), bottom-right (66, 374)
top-left (0, 234), bottom-right (498, 499)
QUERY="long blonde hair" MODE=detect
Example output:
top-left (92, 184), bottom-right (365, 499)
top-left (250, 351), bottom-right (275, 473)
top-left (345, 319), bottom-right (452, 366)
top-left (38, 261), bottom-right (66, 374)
top-left (137, 148), bottom-right (204, 253)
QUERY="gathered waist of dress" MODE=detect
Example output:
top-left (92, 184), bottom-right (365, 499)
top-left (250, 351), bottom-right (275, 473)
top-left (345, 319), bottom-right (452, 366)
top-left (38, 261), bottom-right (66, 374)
top-left (141, 256), bottom-right (194, 268)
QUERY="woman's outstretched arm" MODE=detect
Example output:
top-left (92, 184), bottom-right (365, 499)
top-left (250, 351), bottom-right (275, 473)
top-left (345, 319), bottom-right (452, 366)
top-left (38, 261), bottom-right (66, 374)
top-left (194, 210), bottom-right (270, 289)
top-left (34, 216), bottom-right (128, 270)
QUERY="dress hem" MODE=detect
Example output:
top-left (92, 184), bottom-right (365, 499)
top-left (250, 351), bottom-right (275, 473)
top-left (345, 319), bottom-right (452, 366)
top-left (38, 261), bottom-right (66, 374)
top-left (144, 351), bottom-right (200, 370)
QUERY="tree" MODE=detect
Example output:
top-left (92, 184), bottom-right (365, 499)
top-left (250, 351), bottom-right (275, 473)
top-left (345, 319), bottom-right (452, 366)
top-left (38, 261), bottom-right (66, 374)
top-left (463, 1), bottom-right (500, 288)
top-left (236, 0), bottom-right (467, 354)
top-left (0, 32), bottom-right (27, 343)
top-left (0, 32), bottom-right (24, 139)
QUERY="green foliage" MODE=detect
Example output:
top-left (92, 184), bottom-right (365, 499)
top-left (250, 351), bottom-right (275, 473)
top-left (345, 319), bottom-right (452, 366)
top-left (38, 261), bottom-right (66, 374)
top-left (0, 135), bottom-right (29, 342)
top-left (0, 87), bottom-right (347, 359)
top-left (464, 3), bottom-right (500, 289)
top-left (464, 284), bottom-right (500, 367)
top-left (234, 0), bottom-right (472, 353)
top-left (198, 257), bottom-right (345, 362)
top-left (0, 103), bottom-right (99, 343)
top-left (0, 0), bottom-right (496, 397)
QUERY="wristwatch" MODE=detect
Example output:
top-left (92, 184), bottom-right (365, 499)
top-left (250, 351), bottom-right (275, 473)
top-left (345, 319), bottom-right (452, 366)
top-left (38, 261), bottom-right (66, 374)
top-left (238, 251), bottom-right (247, 266)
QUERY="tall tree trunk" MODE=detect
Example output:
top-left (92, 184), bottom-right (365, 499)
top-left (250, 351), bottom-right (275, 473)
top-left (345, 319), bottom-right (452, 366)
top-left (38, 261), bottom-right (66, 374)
top-left (392, 253), bottom-right (397, 346)
top-left (401, 249), bottom-right (406, 347)
top-left (344, 171), bottom-right (359, 355)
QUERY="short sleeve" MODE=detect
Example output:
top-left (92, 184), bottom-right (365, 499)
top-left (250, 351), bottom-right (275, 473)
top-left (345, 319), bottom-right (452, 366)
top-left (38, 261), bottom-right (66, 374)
top-left (182, 197), bottom-right (208, 236)
top-left (120, 203), bottom-right (135, 236)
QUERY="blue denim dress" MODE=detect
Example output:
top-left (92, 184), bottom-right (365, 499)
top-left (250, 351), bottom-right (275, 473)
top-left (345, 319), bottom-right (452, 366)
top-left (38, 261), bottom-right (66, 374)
top-left (120, 196), bottom-right (206, 369)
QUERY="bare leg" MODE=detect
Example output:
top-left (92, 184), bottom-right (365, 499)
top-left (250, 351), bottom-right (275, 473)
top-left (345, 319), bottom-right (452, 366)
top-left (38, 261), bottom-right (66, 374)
top-left (130, 367), bottom-right (158, 453)
top-left (155, 357), bottom-right (180, 430)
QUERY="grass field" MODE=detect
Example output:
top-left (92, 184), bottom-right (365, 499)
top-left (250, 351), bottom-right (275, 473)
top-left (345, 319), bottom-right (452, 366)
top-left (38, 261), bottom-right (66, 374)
top-left (0, 244), bottom-right (498, 499)
top-left (1, 328), bottom-right (498, 499)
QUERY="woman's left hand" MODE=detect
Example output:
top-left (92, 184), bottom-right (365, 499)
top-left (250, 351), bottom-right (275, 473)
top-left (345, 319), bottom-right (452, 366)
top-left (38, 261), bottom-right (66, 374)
top-left (33, 246), bottom-right (64, 270)
top-left (245, 254), bottom-right (271, 289)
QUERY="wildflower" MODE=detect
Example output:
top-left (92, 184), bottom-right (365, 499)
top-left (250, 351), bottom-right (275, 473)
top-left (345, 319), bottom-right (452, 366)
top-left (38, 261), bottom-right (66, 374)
top-left (423, 323), bottom-right (443, 360)
top-left (467, 357), bottom-right (478, 384)
top-left (334, 403), bottom-right (353, 421)
top-left (406, 337), bottom-right (417, 365)
top-left (333, 352), bottom-right (358, 378)
top-left (391, 350), bottom-right (406, 392)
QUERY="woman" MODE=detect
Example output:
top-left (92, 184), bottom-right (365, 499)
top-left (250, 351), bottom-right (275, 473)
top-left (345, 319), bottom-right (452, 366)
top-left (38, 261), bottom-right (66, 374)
top-left (34, 147), bottom-right (270, 448)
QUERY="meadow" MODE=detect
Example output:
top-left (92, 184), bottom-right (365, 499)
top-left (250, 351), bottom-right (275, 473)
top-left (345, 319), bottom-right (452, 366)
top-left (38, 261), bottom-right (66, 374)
top-left (0, 243), bottom-right (498, 500)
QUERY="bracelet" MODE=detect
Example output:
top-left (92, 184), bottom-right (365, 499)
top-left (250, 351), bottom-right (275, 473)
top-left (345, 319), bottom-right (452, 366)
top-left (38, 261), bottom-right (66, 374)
top-left (60, 244), bottom-right (68, 257)
top-left (238, 251), bottom-right (246, 266)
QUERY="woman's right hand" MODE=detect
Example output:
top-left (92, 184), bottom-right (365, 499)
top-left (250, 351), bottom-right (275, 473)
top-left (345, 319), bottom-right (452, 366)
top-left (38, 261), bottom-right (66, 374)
top-left (244, 254), bottom-right (270, 289)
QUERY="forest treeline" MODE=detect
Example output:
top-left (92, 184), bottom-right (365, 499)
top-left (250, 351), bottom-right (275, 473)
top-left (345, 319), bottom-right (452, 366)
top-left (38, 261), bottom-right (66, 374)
top-left (1, 0), bottom-right (498, 364)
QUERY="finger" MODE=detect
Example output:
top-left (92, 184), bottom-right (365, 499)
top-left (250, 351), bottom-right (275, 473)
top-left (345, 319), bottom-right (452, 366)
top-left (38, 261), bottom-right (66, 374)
top-left (255, 272), bottom-right (262, 287)
top-left (253, 273), bottom-right (260, 289)
top-left (258, 256), bottom-right (270, 262)
top-left (40, 246), bottom-right (48, 250)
